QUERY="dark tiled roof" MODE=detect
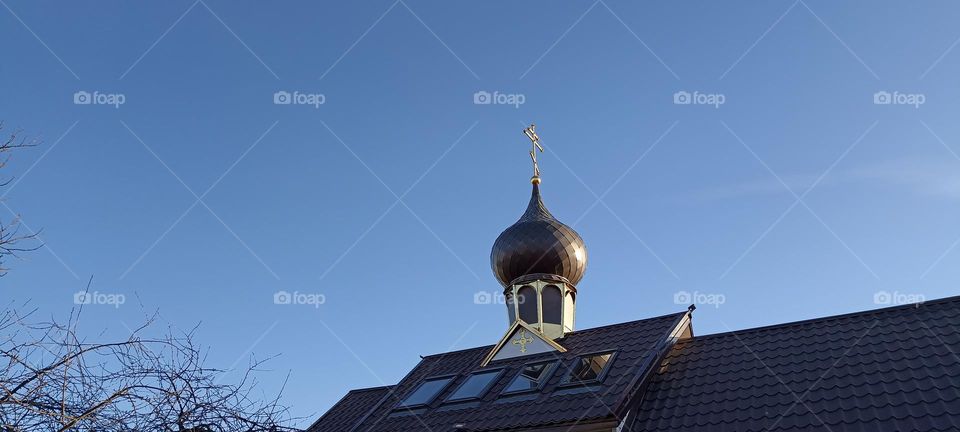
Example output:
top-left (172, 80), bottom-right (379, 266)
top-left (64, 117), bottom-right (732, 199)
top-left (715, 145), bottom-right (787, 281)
top-left (311, 296), bottom-right (960, 432)
top-left (633, 296), bottom-right (960, 432)
top-left (308, 312), bottom-right (688, 432)
top-left (308, 386), bottom-right (394, 432)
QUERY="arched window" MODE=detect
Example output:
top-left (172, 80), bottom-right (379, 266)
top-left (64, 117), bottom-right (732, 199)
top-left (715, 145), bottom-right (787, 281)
top-left (517, 286), bottom-right (538, 323)
top-left (541, 285), bottom-right (562, 324)
top-left (506, 292), bottom-right (517, 324)
top-left (564, 292), bottom-right (575, 329)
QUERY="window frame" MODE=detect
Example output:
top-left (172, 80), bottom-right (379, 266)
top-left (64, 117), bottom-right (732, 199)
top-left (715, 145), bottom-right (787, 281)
top-left (500, 359), bottom-right (559, 396)
top-left (561, 350), bottom-right (617, 386)
top-left (444, 368), bottom-right (506, 403)
top-left (395, 374), bottom-right (458, 409)
top-left (541, 284), bottom-right (563, 324)
top-left (516, 285), bottom-right (538, 324)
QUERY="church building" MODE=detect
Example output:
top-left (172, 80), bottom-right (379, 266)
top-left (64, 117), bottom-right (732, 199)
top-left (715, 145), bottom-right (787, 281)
top-left (308, 126), bottom-right (960, 432)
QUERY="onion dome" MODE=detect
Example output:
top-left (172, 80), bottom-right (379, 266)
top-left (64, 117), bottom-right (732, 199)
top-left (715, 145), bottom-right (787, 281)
top-left (490, 181), bottom-right (587, 287)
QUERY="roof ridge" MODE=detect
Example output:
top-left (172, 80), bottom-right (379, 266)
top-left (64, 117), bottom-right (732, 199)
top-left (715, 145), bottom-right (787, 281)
top-left (418, 311), bottom-right (688, 358)
top-left (688, 294), bottom-right (960, 341)
top-left (420, 344), bottom-right (493, 359)
top-left (562, 310), bottom-right (688, 336)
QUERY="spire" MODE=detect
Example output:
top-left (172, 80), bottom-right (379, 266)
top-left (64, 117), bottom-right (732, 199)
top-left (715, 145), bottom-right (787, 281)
top-left (519, 182), bottom-right (555, 222)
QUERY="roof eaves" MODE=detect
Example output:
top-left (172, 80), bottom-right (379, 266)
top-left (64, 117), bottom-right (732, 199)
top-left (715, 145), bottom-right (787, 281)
top-left (489, 418), bottom-right (621, 432)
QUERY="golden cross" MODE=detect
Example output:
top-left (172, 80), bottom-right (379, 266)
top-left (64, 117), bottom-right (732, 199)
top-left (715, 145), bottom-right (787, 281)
top-left (523, 124), bottom-right (544, 179)
top-left (512, 329), bottom-right (534, 353)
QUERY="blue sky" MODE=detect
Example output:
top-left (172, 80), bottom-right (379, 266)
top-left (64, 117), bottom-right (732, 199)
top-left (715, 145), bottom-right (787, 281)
top-left (3, 0), bottom-right (960, 425)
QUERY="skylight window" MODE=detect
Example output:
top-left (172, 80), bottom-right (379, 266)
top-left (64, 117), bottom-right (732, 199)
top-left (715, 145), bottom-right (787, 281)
top-left (397, 376), bottom-right (455, 408)
top-left (565, 352), bottom-right (615, 384)
top-left (502, 360), bottom-right (557, 394)
top-left (446, 369), bottom-right (503, 402)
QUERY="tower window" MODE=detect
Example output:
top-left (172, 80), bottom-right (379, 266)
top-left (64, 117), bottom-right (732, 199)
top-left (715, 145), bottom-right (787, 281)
top-left (517, 285), bottom-right (538, 323)
top-left (563, 291), bottom-right (575, 329)
top-left (506, 292), bottom-right (518, 324)
top-left (396, 376), bottom-right (455, 408)
top-left (565, 352), bottom-right (615, 384)
top-left (446, 369), bottom-right (504, 402)
top-left (541, 285), bottom-right (562, 324)
top-left (502, 360), bottom-right (557, 394)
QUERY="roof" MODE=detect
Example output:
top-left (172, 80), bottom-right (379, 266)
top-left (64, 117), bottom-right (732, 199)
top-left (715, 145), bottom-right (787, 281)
top-left (310, 295), bottom-right (960, 432)
top-left (308, 311), bottom-right (689, 432)
top-left (632, 296), bottom-right (960, 432)
top-left (307, 386), bottom-right (394, 432)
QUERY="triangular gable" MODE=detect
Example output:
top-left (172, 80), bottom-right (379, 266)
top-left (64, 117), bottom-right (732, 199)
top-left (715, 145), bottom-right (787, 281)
top-left (480, 320), bottom-right (566, 366)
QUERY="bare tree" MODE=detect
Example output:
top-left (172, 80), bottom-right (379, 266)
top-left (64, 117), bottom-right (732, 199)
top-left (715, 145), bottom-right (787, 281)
top-left (0, 293), bottom-right (299, 432)
top-left (0, 122), bottom-right (40, 275)
top-left (0, 125), bottom-right (296, 430)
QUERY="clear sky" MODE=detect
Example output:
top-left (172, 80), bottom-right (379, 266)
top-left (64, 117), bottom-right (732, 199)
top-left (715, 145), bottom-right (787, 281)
top-left (3, 0), bottom-right (960, 426)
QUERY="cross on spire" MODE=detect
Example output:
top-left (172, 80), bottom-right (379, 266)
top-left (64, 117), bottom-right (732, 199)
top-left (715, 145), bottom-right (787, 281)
top-left (523, 123), bottom-right (544, 182)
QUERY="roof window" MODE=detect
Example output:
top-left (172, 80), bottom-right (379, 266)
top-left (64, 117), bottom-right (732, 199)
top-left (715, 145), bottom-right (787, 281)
top-left (397, 376), bottom-right (455, 408)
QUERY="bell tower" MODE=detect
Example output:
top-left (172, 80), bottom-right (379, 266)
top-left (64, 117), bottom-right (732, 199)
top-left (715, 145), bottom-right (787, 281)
top-left (490, 125), bottom-right (588, 340)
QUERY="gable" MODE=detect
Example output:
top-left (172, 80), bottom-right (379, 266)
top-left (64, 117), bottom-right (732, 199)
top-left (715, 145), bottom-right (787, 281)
top-left (482, 320), bottom-right (566, 366)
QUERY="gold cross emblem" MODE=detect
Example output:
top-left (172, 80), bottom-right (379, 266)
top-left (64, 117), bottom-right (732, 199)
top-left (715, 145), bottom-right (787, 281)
top-left (523, 124), bottom-right (544, 179)
top-left (512, 329), bottom-right (534, 353)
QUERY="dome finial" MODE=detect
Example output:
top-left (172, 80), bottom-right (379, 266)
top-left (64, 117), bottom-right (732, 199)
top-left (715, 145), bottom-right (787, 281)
top-left (523, 123), bottom-right (543, 182)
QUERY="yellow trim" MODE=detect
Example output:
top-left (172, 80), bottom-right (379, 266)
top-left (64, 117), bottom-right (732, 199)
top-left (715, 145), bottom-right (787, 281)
top-left (480, 319), bottom-right (567, 367)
